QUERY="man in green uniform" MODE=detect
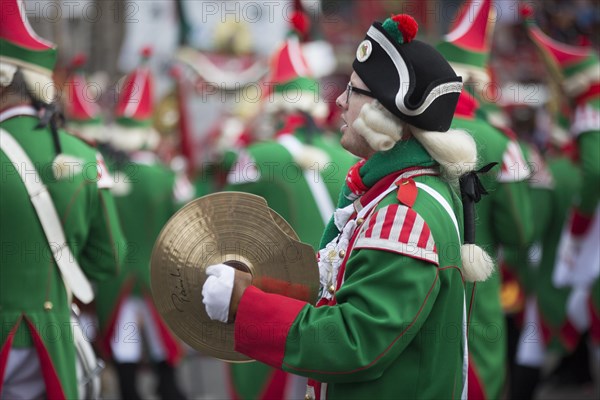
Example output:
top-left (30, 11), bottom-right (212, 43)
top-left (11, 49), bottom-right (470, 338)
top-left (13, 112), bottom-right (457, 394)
top-left (522, 3), bottom-right (600, 321)
top-left (0, 1), bottom-right (126, 398)
top-left (506, 7), bottom-right (600, 396)
top-left (222, 19), bottom-right (356, 398)
top-left (203, 14), bottom-right (495, 399)
top-left (436, 1), bottom-right (534, 397)
top-left (504, 107), bottom-right (584, 399)
top-left (93, 48), bottom-right (192, 400)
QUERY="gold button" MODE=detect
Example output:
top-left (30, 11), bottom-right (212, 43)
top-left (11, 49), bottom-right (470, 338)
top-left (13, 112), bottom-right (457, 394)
top-left (43, 301), bottom-right (53, 311)
top-left (356, 218), bottom-right (365, 226)
top-left (328, 285), bottom-right (336, 294)
top-left (339, 249), bottom-right (346, 258)
top-left (305, 395), bottom-right (313, 400)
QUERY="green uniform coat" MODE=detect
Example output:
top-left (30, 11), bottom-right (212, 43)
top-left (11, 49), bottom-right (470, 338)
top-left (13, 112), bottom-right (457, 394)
top-left (94, 150), bottom-right (190, 364)
top-left (233, 159), bottom-right (468, 400)
top-left (0, 105), bottom-right (126, 399)
top-left (452, 92), bottom-right (534, 400)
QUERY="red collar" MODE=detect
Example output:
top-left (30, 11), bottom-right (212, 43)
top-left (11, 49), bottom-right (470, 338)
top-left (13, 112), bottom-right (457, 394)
top-left (358, 166), bottom-right (439, 209)
top-left (275, 113), bottom-right (307, 137)
top-left (454, 90), bottom-right (479, 120)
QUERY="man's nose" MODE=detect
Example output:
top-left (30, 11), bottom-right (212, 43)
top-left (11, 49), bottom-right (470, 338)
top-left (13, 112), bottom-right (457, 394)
top-left (335, 92), bottom-right (345, 109)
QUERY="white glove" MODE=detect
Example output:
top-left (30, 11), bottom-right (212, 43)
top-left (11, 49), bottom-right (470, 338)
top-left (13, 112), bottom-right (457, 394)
top-left (202, 264), bottom-right (235, 323)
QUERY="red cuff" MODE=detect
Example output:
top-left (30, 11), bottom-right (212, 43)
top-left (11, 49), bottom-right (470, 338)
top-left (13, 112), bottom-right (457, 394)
top-left (234, 286), bottom-right (307, 368)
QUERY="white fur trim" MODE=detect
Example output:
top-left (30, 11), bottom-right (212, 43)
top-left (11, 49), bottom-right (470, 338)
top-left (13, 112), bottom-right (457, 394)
top-left (51, 154), bottom-right (84, 180)
top-left (295, 145), bottom-right (331, 171)
top-left (213, 117), bottom-right (245, 156)
top-left (0, 63), bottom-right (17, 86)
top-left (302, 40), bottom-right (337, 79)
top-left (263, 92), bottom-right (329, 120)
top-left (563, 63), bottom-right (600, 97)
top-left (146, 128), bottom-right (160, 150)
top-left (0, 56), bottom-right (52, 78)
top-left (111, 179), bottom-right (132, 197)
top-left (461, 243), bottom-right (494, 282)
top-left (21, 69), bottom-right (56, 104)
top-left (411, 127), bottom-right (478, 181)
top-left (68, 123), bottom-right (108, 143)
top-left (352, 101), bottom-right (403, 152)
top-left (449, 62), bottom-right (490, 86)
top-left (550, 125), bottom-right (570, 146)
top-left (277, 134), bottom-right (331, 171)
top-left (108, 125), bottom-right (160, 152)
top-left (487, 111), bottom-right (510, 130)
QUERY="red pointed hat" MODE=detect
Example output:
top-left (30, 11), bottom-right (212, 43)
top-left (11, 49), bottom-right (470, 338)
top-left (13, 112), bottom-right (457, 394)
top-left (521, 4), bottom-right (599, 97)
top-left (436, 0), bottom-right (495, 75)
top-left (63, 54), bottom-right (102, 125)
top-left (0, 0), bottom-right (57, 102)
top-left (264, 36), bottom-right (328, 118)
top-left (268, 0), bottom-right (313, 91)
top-left (268, 37), bottom-right (312, 88)
top-left (114, 47), bottom-right (154, 128)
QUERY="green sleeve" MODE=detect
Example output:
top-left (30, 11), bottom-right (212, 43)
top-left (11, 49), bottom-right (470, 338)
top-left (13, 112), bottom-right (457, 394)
top-left (282, 249), bottom-right (439, 383)
top-left (576, 131), bottom-right (600, 215)
top-left (491, 180), bottom-right (534, 248)
top-left (79, 188), bottom-right (126, 281)
top-left (502, 187), bottom-right (553, 293)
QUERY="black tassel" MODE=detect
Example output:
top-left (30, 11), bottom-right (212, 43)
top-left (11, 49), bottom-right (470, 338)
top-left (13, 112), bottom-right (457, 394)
top-left (35, 104), bottom-right (65, 156)
top-left (300, 110), bottom-right (318, 145)
top-left (459, 162), bottom-right (497, 244)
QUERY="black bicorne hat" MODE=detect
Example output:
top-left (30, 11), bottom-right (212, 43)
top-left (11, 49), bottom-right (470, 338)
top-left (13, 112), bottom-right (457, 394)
top-left (353, 15), bottom-right (463, 132)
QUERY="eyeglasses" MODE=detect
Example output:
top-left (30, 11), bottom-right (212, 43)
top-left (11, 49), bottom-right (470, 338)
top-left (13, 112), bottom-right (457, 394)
top-left (345, 82), bottom-right (375, 105)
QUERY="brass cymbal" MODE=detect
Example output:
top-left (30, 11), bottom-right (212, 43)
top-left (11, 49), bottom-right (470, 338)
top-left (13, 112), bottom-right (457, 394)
top-left (150, 192), bottom-right (319, 362)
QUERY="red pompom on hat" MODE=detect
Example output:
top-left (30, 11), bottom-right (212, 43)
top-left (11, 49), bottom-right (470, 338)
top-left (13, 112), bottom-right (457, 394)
top-left (291, 10), bottom-right (310, 39)
top-left (381, 14), bottom-right (418, 45)
top-left (289, 0), bottom-right (311, 41)
top-left (391, 14), bottom-right (418, 43)
top-left (519, 3), bottom-right (535, 19)
top-left (70, 53), bottom-right (87, 69)
top-left (141, 46), bottom-right (153, 60)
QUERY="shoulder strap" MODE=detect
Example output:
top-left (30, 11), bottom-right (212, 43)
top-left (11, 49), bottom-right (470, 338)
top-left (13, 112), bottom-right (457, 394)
top-left (0, 128), bottom-right (94, 303)
top-left (277, 134), bottom-right (335, 225)
top-left (415, 182), bottom-right (461, 243)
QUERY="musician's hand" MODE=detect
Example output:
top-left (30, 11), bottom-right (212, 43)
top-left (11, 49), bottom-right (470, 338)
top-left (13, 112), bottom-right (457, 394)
top-left (202, 264), bottom-right (252, 323)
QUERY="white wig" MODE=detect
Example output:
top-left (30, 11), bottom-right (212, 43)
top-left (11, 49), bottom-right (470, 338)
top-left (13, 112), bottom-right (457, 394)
top-left (353, 100), bottom-right (479, 181)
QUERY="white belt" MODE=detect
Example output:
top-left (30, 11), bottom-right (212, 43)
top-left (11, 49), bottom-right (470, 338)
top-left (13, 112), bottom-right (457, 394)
top-left (1, 128), bottom-right (94, 303)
